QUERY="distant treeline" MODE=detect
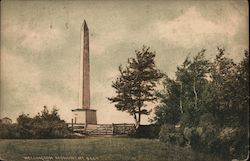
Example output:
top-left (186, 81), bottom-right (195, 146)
top-left (0, 106), bottom-right (71, 139)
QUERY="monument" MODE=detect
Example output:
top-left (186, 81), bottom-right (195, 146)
top-left (71, 20), bottom-right (97, 126)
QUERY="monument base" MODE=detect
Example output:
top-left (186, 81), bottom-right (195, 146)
top-left (71, 108), bottom-right (97, 125)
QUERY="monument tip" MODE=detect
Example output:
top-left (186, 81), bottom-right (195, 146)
top-left (81, 19), bottom-right (88, 29)
top-left (83, 20), bottom-right (88, 27)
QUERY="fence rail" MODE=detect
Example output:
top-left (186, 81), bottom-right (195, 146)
top-left (67, 123), bottom-right (135, 135)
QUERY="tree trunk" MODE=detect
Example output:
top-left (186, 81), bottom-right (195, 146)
top-left (133, 113), bottom-right (139, 129)
top-left (180, 82), bottom-right (183, 113)
top-left (193, 77), bottom-right (198, 109)
top-left (138, 107), bottom-right (141, 128)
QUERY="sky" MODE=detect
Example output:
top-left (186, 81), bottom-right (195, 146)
top-left (0, 0), bottom-right (248, 124)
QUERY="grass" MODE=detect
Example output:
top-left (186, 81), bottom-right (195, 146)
top-left (0, 137), bottom-right (225, 161)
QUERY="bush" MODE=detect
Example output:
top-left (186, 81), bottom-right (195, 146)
top-left (0, 106), bottom-right (71, 139)
top-left (180, 125), bottom-right (248, 160)
top-left (0, 123), bottom-right (21, 139)
top-left (159, 124), bottom-right (186, 146)
top-left (0, 123), bottom-right (11, 139)
top-left (132, 124), bottom-right (160, 138)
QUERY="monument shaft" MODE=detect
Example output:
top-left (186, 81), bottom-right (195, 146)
top-left (72, 20), bottom-right (97, 126)
top-left (79, 20), bottom-right (90, 109)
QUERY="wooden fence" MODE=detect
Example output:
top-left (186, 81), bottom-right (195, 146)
top-left (67, 123), bottom-right (135, 135)
top-left (112, 123), bottom-right (136, 135)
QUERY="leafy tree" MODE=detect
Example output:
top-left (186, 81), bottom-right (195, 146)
top-left (108, 46), bottom-right (163, 127)
top-left (176, 49), bottom-right (211, 126)
top-left (31, 106), bottom-right (69, 138)
top-left (155, 49), bottom-right (211, 126)
top-left (234, 50), bottom-right (249, 127)
top-left (154, 76), bottom-right (182, 125)
top-left (210, 48), bottom-right (238, 127)
top-left (16, 114), bottom-right (34, 138)
top-left (156, 48), bottom-right (249, 160)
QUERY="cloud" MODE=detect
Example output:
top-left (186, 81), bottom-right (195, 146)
top-left (1, 49), bottom-right (41, 119)
top-left (154, 7), bottom-right (240, 48)
top-left (1, 49), bottom-right (41, 90)
top-left (0, 49), bottom-right (76, 122)
top-left (2, 20), bottom-right (65, 52)
top-left (91, 24), bottom-right (129, 56)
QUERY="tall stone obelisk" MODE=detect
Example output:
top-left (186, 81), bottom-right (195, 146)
top-left (79, 20), bottom-right (90, 109)
top-left (72, 20), bottom-right (97, 126)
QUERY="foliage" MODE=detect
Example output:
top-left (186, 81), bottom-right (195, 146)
top-left (131, 124), bottom-right (161, 138)
top-left (154, 76), bottom-right (182, 125)
top-left (159, 124), bottom-right (186, 146)
top-left (0, 106), bottom-right (71, 139)
top-left (108, 46), bottom-right (163, 127)
top-left (0, 123), bottom-right (20, 139)
top-left (155, 48), bottom-right (249, 160)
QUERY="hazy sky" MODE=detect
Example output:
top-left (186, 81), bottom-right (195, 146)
top-left (1, 0), bottom-right (248, 124)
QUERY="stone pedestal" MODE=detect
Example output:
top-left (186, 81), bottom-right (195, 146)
top-left (72, 108), bottom-right (97, 125)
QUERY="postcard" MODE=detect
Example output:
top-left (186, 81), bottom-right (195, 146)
top-left (0, 0), bottom-right (249, 161)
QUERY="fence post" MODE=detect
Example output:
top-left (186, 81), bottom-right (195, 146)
top-left (123, 123), bottom-right (125, 134)
top-left (71, 119), bottom-right (74, 132)
top-left (112, 123), bottom-right (114, 135)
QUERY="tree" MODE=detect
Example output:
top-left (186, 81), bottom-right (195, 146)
top-left (156, 48), bottom-right (249, 159)
top-left (108, 46), bottom-right (163, 127)
top-left (31, 106), bottom-right (69, 138)
top-left (155, 49), bottom-right (211, 126)
top-left (154, 75), bottom-right (182, 125)
top-left (210, 48), bottom-right (238, 127)
top-left (234, 50), bottom-right (249, 127)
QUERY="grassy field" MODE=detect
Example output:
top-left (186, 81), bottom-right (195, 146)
top-left (0, 137), bottom-right (225, 161)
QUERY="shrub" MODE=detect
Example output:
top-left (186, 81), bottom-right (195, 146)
top-left (0, 106), bottom-right (71, 139)
top-left (159, 124), bottom-right (186, 146)
top-left (0, 123), bottom-right (21, 139)
top-left (131, 124), bottom-right (160, 138)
